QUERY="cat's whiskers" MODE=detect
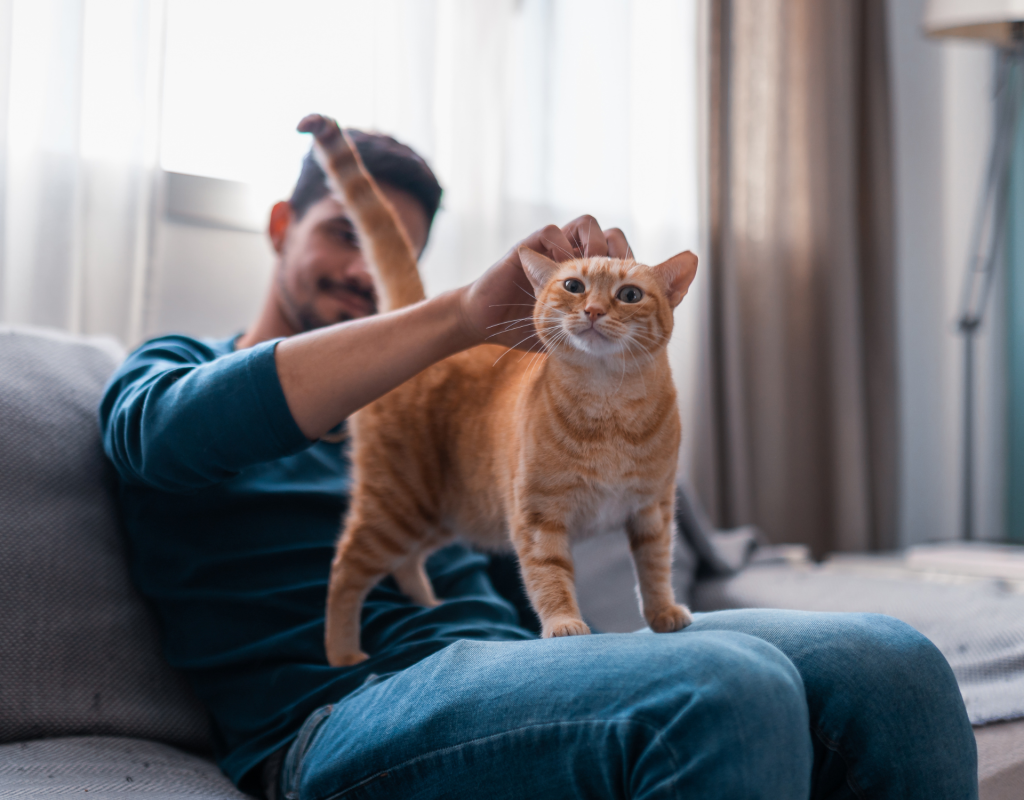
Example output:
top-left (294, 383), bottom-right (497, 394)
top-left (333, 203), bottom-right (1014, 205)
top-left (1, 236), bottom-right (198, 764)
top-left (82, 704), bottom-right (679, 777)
top-left (488, 321), bottom-right (563, 341)
top-left (515, 337), bottom-right (545, 360)
top-left (568, 230), bottom-right (585, 260)
top-left (491, 330), bottom-right (551, 366)
top-left (487, 319), bottom-right (546, 336)
top-left (492, 318), bottom-right (571, 365)
top-left (627, 328), bottom-right (667, 354)
top-left (521, 350), bottom-right (545, 384)
top-left (517, 333), bottom-right (557, 388)
top-left (531, 325), bottom-right (573, 375)
top-left (487, 315), bottom-right (537, 329)
top-left (513, 281), bottom-right (569, 320)
top-left (488, 303), bottom-right (560, 311)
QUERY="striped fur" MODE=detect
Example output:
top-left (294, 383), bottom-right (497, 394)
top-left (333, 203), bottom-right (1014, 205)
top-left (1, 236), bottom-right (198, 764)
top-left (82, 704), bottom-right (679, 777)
top-left (299, 115), bottom-right (697, 667)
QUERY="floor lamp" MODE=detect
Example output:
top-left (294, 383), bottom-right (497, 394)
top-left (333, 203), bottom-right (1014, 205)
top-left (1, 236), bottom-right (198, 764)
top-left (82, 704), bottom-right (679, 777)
top-left (924, 1), bottom-right (1024, 541)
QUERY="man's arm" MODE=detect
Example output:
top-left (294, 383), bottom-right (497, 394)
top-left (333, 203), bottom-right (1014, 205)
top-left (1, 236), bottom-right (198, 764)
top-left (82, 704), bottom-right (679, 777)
top-left (101, 218), bottom-right (630, 489)
top-left (276, 217), bottom-right (631, 440)
top-left (100, 334), bottom-right (312, 491)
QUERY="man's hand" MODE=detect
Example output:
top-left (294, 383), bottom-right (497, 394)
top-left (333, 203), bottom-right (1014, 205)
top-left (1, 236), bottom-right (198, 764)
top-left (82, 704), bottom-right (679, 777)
top-left (457, 216), bottom-right (633, 350)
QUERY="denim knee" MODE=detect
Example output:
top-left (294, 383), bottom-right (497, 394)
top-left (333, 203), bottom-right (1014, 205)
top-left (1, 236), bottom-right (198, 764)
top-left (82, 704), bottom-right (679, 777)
top-left (690, 631), bottom-right (809, 728)
top-left (685, 610), bottom-right (977, 798)
top-left (642, 631), bottom-right (813, 799)
top-left (810, 614), bottom-right (977, 798)
top-left (831, 614), bottom-right (963, 701)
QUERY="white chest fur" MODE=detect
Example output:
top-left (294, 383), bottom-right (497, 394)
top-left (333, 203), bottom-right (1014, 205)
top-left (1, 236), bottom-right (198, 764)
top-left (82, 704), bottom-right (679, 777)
top-left (570, 486), bottom-right (647, 542)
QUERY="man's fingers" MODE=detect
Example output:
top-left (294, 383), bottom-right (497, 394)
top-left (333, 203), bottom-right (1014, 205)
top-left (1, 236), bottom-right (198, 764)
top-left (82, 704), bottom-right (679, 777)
top-left (520, 218), bottom-right (627, 263)
top-left (561, 215), bottom-right (608, 259)
top-left (605, 228), bottom-right (633, 260)
top-left (525, 224), bottom-right (576, 263)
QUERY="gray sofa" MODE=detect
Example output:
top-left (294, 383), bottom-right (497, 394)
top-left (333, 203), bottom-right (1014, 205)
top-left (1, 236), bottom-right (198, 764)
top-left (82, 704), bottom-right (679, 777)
top-left (1, 324), bottom-right (1022, 798)
top-left (0, 326), bottom-right (246, 798)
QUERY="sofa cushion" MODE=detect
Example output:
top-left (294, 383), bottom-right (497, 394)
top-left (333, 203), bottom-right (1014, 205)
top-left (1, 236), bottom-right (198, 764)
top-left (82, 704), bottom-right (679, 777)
top-left (0, 326), bottom-right (211, 751)
top-left (0, 737), bottom-right (248, 798)
top-left (692, 559), bottom-right (1024, 726)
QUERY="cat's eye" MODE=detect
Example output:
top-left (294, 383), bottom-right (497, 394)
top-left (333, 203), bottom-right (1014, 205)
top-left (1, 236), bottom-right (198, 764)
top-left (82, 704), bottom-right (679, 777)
top-left (563, 279), bottom-right (585, 294)
top-left (617, 286), bottom-right (643, 303)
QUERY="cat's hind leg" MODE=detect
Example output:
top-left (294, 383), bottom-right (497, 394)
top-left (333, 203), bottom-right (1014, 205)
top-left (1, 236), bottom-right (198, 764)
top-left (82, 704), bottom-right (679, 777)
top-left (393, 550), bottom-right (441, 607)
top-left (627, 491), bottom-right (692, 633)
top-left (325, 502), bottom-right (418, 667)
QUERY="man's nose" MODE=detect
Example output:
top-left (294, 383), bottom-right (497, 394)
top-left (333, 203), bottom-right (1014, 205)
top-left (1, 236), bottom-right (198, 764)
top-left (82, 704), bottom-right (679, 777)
top-left (349, 257), bottom-right (373, 285)
top-left (585, 304), bottom-right (606, 322)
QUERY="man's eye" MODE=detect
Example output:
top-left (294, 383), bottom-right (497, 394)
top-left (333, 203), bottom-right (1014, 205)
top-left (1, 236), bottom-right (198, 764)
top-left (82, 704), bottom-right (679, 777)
top-left (617, 286), bottom-right (643, 303)
top-left (329, 226), bottom-right (359, 247)
top-left (564, 279), bottom-right (585, 294)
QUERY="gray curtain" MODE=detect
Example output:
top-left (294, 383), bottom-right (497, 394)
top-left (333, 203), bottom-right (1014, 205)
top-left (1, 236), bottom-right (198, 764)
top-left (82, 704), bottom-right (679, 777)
top-left (695, 0), bottom-right (897, 556)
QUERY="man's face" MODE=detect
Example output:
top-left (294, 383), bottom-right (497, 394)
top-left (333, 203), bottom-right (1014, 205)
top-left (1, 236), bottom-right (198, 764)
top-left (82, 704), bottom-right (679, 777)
top-left (274, 186), bottom-right (430, 332)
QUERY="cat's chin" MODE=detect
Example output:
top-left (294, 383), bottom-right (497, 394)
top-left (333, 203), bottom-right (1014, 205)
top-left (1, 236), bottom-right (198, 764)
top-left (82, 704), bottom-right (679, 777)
top-left (561, 327), bottom-right (624, 357)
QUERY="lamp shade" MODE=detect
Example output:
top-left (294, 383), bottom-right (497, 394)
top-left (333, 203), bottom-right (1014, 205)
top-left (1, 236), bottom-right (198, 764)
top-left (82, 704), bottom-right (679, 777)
top-left (924, 0), bottom-right (1024, 44)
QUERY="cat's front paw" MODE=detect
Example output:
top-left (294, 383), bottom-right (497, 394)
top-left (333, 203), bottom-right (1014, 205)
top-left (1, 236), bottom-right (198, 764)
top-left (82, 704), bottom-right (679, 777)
top-left (648, 604), bottom-right (693, 633)
top-left (326, 648), bottom-right (370, 668)
top-left (543, 617), bottom-right (591, 638)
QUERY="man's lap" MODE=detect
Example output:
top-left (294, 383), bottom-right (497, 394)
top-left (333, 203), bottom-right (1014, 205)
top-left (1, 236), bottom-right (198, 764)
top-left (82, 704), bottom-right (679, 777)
top-left (280, 610), bottom-right (977, 800)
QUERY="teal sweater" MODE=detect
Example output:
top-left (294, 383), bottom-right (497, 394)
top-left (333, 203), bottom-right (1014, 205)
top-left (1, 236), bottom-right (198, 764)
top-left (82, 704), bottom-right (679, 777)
top-left (99, 335), bottom-right (534, 786)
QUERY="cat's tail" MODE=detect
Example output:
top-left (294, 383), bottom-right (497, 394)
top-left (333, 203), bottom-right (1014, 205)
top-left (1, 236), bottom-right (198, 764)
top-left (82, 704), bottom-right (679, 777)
top-left (297, 113), bottom-right (425, 312)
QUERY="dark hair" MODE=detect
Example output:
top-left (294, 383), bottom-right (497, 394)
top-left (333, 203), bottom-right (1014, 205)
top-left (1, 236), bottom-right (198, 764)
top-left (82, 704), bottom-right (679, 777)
top-left (289, 130), bottom-right (443, 237)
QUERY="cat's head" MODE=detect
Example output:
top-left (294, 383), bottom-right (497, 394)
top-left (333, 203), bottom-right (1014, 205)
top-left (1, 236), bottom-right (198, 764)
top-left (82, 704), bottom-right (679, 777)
top-left (519, 247), bottom-right (698, 361)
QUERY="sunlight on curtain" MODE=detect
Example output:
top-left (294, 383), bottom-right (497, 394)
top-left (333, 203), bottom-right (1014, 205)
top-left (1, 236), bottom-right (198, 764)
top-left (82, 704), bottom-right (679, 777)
top-left (160, 0), bottom-right (700, 280)
top-left (0, 0), bottom-right (163, 342)
top-left (159, 0), bottom-right (703, 472)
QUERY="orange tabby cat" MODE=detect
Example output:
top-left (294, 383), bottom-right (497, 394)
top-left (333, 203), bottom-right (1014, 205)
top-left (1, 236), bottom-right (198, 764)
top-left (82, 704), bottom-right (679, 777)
top-left (297, 114), bottom-right (698, 667)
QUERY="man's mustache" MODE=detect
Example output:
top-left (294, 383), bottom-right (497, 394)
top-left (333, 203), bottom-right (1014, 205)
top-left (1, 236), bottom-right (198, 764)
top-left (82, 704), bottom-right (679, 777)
top-left (317, 277), bottom-right (376, 307)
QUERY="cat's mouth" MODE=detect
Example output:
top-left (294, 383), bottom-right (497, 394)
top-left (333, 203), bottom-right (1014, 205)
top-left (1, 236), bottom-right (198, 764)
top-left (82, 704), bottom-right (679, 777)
top-left (578, 326), bottom-right (610, 341)
top-left (564, 323), bottom-right (624, 355)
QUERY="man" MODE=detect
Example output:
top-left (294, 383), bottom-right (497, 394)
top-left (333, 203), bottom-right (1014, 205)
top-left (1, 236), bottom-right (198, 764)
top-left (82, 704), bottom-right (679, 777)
top-left (101, 129), bottom-right (977, 799)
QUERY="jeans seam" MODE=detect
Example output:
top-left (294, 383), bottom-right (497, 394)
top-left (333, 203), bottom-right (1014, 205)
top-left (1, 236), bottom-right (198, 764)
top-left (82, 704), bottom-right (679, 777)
top-left (319, 717), bottom-right (679, 800)
top-left (643, 687), bottom-right (750, 798)
top-left (812, 725), bottom-right (867, 800)
top-left (284, 704), bottom-right (334, 800)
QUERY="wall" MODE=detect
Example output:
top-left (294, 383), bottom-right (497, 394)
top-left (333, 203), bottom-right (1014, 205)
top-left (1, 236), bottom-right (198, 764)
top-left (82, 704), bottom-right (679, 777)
top-left (887, 0), bottom-right (1005, 543)
top-left (144, 172), bottom-right (273, 341)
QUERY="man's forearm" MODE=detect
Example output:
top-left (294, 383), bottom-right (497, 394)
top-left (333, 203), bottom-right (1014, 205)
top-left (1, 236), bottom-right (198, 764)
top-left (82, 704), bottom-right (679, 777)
top-left (275, 288), bottom-right (476, 440)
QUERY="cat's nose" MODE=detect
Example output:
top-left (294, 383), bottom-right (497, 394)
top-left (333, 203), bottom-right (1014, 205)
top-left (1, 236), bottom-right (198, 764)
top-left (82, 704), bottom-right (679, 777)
top-left (584, 304), bottom-right (606, 322)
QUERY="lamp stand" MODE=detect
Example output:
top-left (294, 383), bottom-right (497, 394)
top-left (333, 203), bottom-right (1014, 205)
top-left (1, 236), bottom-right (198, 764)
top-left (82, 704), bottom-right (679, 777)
top-left (957, 42), bottom-right (1024, 540)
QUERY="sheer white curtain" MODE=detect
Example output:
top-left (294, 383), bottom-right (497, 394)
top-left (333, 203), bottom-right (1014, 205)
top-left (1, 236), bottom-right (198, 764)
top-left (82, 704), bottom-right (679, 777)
top-left (159, 0), bottom-right (700, 284)
top-left (0, 0), bottom-right (164, 343)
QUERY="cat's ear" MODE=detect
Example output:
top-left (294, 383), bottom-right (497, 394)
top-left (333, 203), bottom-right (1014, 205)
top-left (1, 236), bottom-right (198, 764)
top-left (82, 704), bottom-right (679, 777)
top-left (519, 247), bottom-right (560, 292)
top-left (651, 251), bottom-right (698, 308)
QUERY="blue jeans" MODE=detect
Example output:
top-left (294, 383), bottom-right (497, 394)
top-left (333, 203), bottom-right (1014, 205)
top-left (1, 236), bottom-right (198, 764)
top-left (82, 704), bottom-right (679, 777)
top-left (278, 610), bottom-right (976, 799)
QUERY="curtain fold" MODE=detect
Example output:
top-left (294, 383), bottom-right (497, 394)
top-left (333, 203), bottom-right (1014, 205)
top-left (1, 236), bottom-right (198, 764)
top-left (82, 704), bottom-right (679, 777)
top-left (0, 0), bottom-right (164, 344)
top-left (698, 0), bottom-right (897, 555)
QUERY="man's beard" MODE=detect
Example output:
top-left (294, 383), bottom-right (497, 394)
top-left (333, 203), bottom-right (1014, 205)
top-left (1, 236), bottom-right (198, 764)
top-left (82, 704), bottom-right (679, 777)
top-left (294, 303), bottom-right (349, 333)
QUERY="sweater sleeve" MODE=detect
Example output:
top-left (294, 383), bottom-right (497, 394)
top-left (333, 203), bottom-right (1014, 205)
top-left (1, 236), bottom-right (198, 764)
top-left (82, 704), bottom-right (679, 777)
top-left (99, 335), bottom-right (312, 491)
